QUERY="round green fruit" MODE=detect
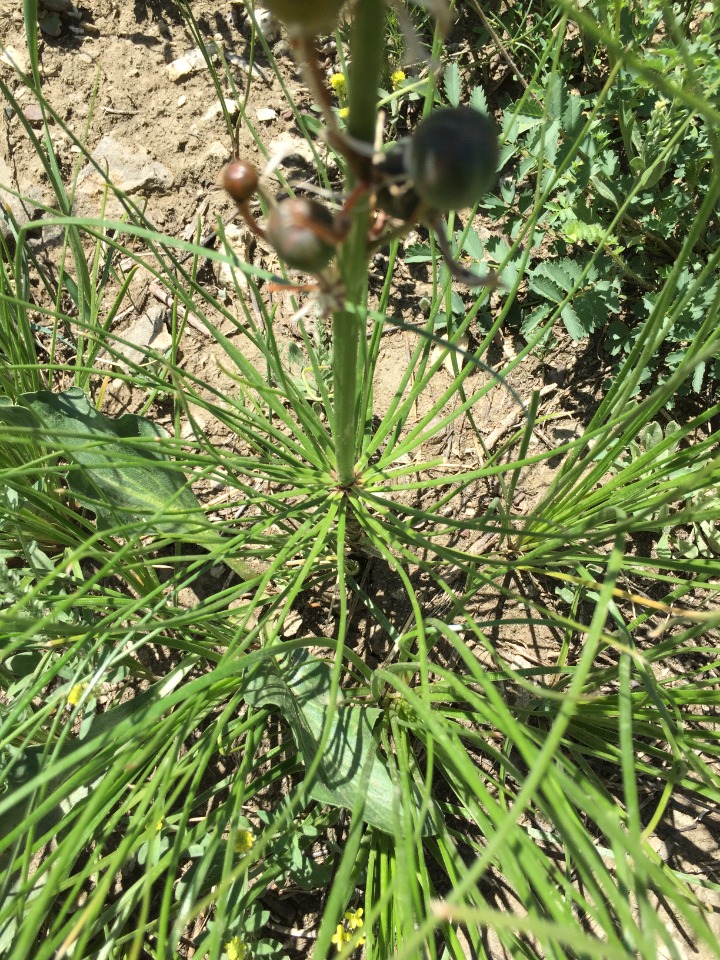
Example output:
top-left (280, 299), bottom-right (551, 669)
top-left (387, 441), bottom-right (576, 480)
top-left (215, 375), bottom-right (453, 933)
top-left (267, 198), bottom-right (337, 274)
top-left (375, 142), bottom-right (422, 221)
top-left (406, 107), bottom-right (499, 212)
top-left (263, 0), bottom-right (346, 37)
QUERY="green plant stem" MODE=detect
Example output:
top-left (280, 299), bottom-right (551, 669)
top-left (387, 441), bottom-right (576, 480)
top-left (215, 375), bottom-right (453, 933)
top-left (347, 0), bottom-right (386, 163)
top-left (332, 0), bottom-right (386, 487)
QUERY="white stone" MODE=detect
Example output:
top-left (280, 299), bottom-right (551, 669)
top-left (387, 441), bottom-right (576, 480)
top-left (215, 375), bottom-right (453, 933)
top-left (225, 52), bottom-right (264, 80)
top-left (166, 42), bottom-right (223, 81)
top-left (99, 306), bottom-right (172, 374)
top-left (253, 7), bottom-right (280, 43)
top-left (218, 222), bottom-right (254, 291)
top-left (203, 98), bottom-right (238, 121)
top-left (77, 135), bottom-right (173, 195)
top-left (0, 45), bottom-right (29, 74)
top-left (0, 157), bottom-right (47, 245)
top-left (205, 140), bottom-right (227, 159)
top-left (256, 107), bottom-right (277, 123)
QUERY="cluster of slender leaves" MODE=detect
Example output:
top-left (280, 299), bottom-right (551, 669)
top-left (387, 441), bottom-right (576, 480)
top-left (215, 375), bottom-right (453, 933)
top-left (1, 0), bottom-right (720, 959)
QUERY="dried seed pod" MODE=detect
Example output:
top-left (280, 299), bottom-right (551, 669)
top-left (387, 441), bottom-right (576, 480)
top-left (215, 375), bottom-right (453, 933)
top-left (406, 107), bottom-right (499, 212)
top-left (267, 197), bottom-right (337, 273)
top-left (263, 0), bottom-right (347, 37)
top-left (222, 159), bottom-right (260, 206)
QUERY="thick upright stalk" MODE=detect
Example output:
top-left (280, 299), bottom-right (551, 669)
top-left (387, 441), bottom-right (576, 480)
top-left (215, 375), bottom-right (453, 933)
top-left (332, 0), bottom-right (386, 487)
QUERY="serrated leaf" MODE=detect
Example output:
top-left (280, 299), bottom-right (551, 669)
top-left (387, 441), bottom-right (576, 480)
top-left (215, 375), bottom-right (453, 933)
top-left (460, 225), bottom-right (484, 261)
top-left (560, 303), bottom-right (587, 340)
top-left (545, 73), bottom-right (567, 123)
top-left (529, 257), bottom-right (617, 341)
top-left (503, 97), bottom-right (543, 134)
top-left (562, 93), bottom-right (584, 138)
top-left (513, 113), bottom-right (545, 136)
top-left (561, 285), bottom-right (611, 339)
top-left (245, 650), bottom-right (436, 835)
top-left (533, 259), bottom-right (582, 293)
top-left (692, 360), bottom-right (706, 393)
top-left (470, 84), bottom-right (488, 114)
top-left (404, 242), bottom-right (433, 263)
top-left (520, 304), bottom-right (552, 338)
top-left (541, 119), bottom-right (561, 169)
top-left (528, 272), bottom-right (565, 303)
top-left (450, 291), bottom-right (465, 315)
top-left (444, 62), bottom-right (461, 107)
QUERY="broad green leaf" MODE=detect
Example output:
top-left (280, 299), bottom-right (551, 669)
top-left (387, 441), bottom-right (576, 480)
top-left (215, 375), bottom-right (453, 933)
top-left (244, 650), bottom-right (436, 835)
top-left (0, 389), bottom-right (261, 580)
top-left (11, 387), bottom-right (208, 536)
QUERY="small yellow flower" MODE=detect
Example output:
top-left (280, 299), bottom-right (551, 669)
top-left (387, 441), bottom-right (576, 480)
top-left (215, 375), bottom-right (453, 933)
top-left (344, 907), bottom-right (363, 931)
top-left (66, 683), bottom-right (87, 706)
top-left (331, 924), bottom-right (350, 950)
top-left (654, 97), bottom-right (670, 112)
top-left (155, 817), bottom-right (164, 832)
top-left (234, 828), bottom-right (255, 856)
top-left (338, 106), bottom-right (350, 120)
top-left (391, 69), bottom-right (406, 90)
top-left (225, 936), bottom-right (247, 960)
top-left (329, 72), bottom-right (346, 96)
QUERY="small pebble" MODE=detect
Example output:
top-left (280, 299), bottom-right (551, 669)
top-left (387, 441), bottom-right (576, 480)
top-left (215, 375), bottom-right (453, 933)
top-left (23, 104), bottom-right (46, 124)
top-left (177, 95), bottom-right (187, 107)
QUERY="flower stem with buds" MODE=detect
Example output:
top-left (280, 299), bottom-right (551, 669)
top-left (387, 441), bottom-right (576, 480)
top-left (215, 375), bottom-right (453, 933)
top-left (332, 0), bottom-right (386, 487)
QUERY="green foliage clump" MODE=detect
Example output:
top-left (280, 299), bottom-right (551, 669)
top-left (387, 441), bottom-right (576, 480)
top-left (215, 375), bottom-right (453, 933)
top-left (1, 1), bottom-right (719, 959)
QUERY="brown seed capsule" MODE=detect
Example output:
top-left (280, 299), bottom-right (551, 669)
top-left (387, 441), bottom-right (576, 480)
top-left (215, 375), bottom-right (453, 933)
top-left (263, 0), bottom-right (347, 37)
top-left (222, 159), bottom-right (260, 206)
top-left (267, 197), bottom-right (337, 274)
top-left (375, 141), bottom-right (422, 221)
